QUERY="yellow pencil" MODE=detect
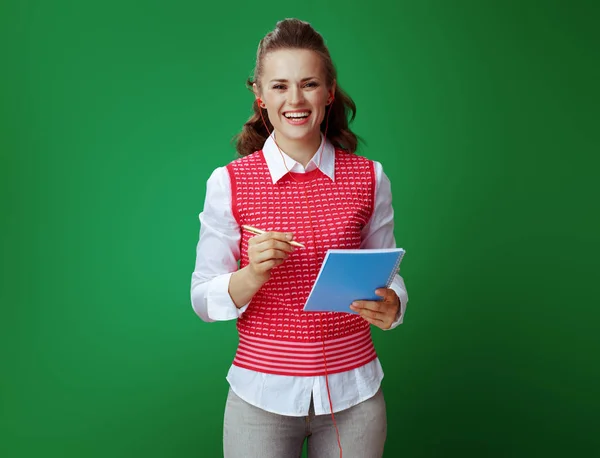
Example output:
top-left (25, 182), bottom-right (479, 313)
top-left (241, 225), bottom-right (306, 248)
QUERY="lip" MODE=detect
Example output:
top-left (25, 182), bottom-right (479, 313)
top-left (282, 110), bottom-right (312, 126)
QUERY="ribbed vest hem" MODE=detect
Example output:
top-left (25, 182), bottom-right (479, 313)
top-left (232, 327), bottom-right (377, 376)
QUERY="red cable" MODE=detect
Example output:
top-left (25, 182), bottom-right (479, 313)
top-left (258, 100), bottom-right (342, 458)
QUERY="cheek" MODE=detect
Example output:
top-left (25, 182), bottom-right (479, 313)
top-left (312, 104), bottom-right (327, 122)
top-left (265, 105), bottom-right (280, 123)
top-left (311, 91), bottom-right (329, 107)
top-left (319, 88), bottom-right (330, 106)
top-left (310, 96), bottom-right (330, 123)
top-left (265, 98), bottom-right (284, 118)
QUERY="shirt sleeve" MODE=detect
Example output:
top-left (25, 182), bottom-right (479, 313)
top-left (190, 166), bottom-right (249, 322)
top-left (360, 161), bottom-right (409, 329)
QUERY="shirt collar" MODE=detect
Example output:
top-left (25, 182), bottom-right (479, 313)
top-left (262, 133), bottom-right (335, 184)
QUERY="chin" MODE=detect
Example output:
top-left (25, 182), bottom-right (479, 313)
top-left (277, 125), bottom-right (320, 143)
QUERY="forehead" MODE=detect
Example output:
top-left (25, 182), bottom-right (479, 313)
top-left (262, 49), bottom-right (325, 81)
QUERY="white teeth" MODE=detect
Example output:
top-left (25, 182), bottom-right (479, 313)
top-left (284, 112), bottom-right (310, 118)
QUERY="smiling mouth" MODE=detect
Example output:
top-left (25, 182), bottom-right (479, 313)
top-left (283, 111), bottom-right (311, 119)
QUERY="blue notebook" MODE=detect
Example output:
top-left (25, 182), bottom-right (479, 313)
top-left (303, 248), bottom-right (405, 314)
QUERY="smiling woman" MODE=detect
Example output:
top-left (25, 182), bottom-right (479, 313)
top-left (234, 19), bottom-right (359, 161)
top-left (251, 49), bottom-right (332, 162)
top-left (191, 18), bottom-right (409, 458)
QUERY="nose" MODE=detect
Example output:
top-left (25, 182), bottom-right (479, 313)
top-left (288, 86), bottom-right (305, 105)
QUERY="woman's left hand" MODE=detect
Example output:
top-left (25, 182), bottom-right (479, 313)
top-left (349, 288), bottom-right (400, 330)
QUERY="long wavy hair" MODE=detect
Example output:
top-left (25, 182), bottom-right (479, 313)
top-left (232, 18), bottom-right (360, 157)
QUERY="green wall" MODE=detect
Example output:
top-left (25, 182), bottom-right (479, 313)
top-left (1, 1), bottom-right (598, 456)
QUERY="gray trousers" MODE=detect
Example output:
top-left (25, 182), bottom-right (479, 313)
top-left (223, 388), bottom-right (387, 458)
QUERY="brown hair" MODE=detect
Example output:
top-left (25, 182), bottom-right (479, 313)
top-left (232, 18), bottom-right (359, 157)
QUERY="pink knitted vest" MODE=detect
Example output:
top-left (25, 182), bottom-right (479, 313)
top-left (226, 149), bottom-right (377, 376)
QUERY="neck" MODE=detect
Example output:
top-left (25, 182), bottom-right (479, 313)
top-left (273, 131), bottom-right (322, 168)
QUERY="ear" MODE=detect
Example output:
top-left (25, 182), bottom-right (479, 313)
top-left (252, 83), bottom-right (261, 102)
top-left (328, 80), bottom-right (337, 105)
top-left (253, 83), bottom-right (266, 108)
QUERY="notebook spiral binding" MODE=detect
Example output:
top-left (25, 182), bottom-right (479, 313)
top-left (385, 250), bottom-right (406, 288)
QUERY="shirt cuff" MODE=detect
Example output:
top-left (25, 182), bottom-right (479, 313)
top-left (206, 273), bottom-right (249, 321)
top-left (385, 275), bottom-right (408, 330)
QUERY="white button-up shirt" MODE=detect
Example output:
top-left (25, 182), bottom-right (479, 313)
top-left (191, 134), bottom-right (408, 416)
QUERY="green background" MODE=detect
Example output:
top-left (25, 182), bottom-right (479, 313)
top-left (1, 0), bottom-right (598, 457)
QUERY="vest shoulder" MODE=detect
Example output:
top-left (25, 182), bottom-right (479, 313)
top-left (334, 149), bottom-right (373, 166)
top-left (227, 150), bottom-right (264, 169)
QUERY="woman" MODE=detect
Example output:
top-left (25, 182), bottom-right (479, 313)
top-left (191, 18), bottom-right (408, 458)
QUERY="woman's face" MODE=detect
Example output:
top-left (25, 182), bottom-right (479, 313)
top-left (256, 49), bottom-right (333, 148)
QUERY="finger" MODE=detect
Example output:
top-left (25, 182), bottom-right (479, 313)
top-left (248, 241), bottom-right (293, 261)
top-left (360, 314), bottom-right (388, 329)
top-left (250, 231), bottom-right (294, 244)
top-left (375, 288), bottom-right (396, 302)
top-left (256, 238), bottom-right (295, 253)
top-left (252, 258), bottom-right (285, 275)
top-left (253, 248), bottom-right (290, 263)
top-left (354, 306), bottom-right (385, 322)
top-left (351, 300), bottom-right (383, 313)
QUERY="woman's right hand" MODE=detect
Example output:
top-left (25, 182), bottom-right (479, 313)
top-left (246, 231), bottom-right (295, 286)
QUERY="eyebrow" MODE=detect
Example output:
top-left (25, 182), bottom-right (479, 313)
top-left (268, 77), bottom-right (319, 83)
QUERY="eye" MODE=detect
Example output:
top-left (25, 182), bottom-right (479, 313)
top-left (273, 84), bottom-right (286, 90)
top-left (304, 81), bottom-right (319, 88)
